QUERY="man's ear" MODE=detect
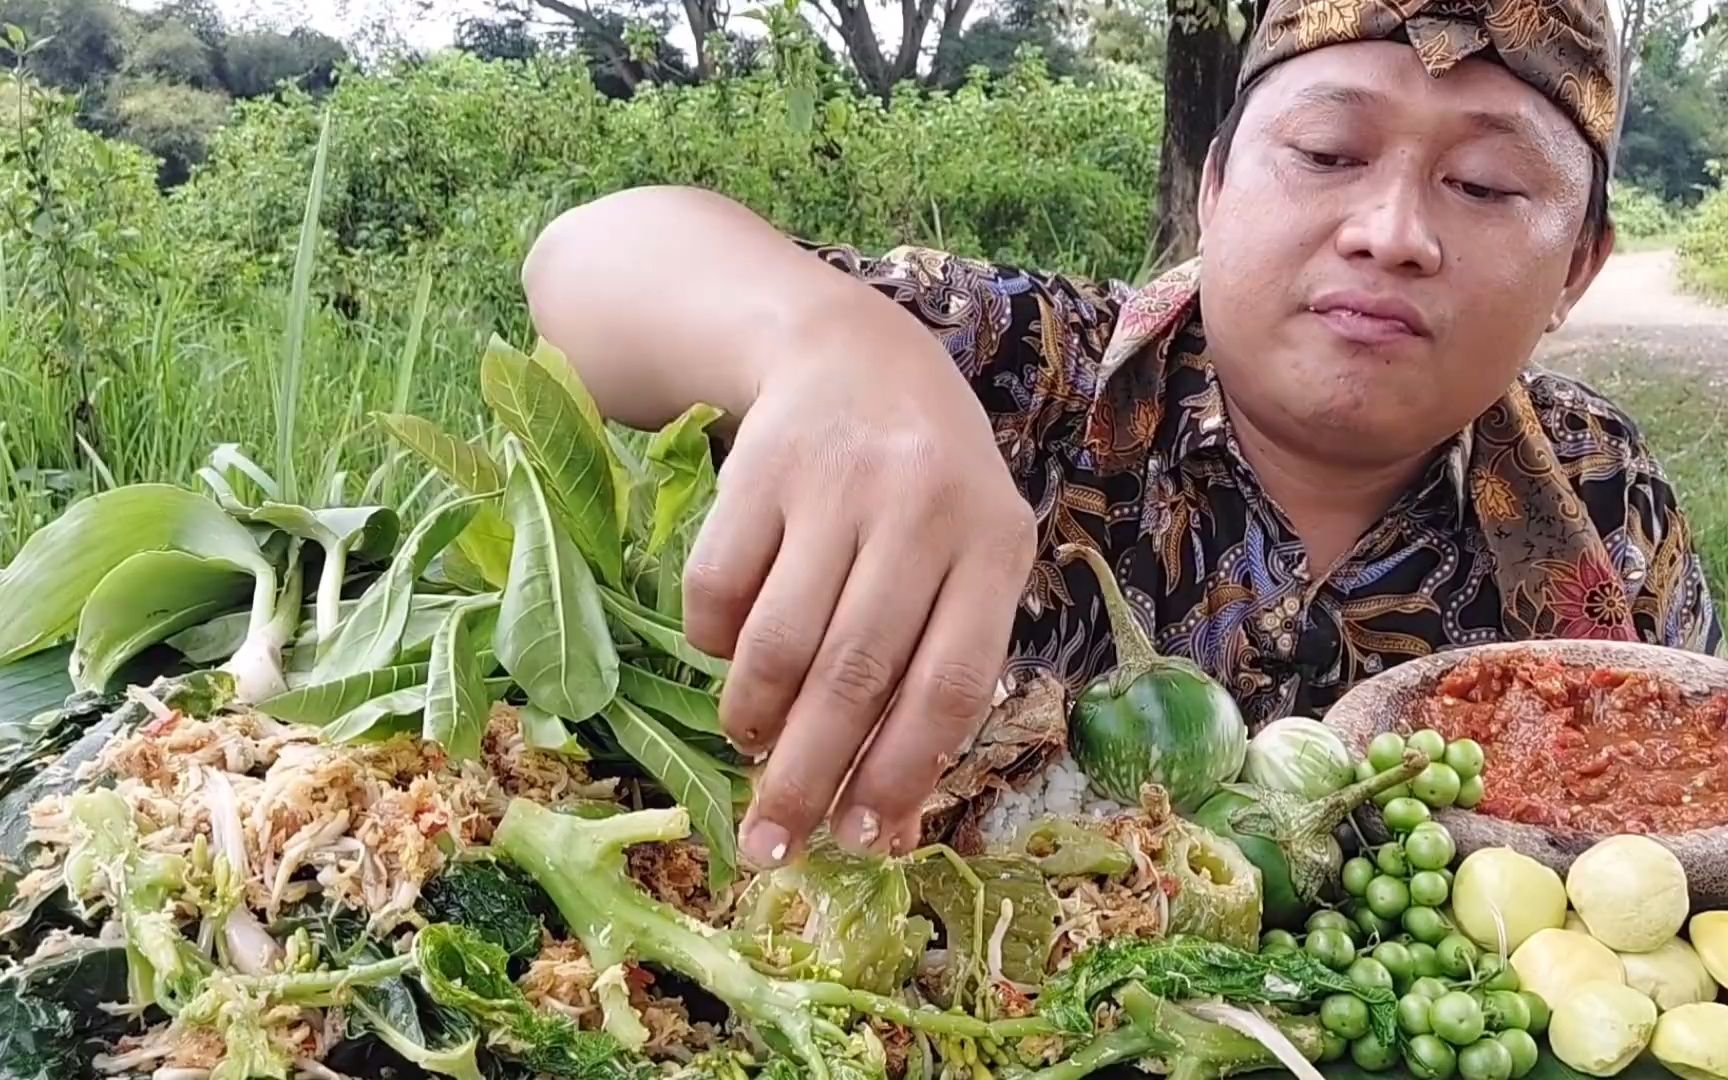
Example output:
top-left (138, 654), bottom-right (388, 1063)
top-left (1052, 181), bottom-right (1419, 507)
top-left (1198, 139), bottom-right (1225, 238)
top-left (1549, 215), bottom-right (1615, 332)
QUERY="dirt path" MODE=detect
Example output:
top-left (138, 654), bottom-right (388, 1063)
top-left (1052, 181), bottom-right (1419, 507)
top-left (1534, 248), bottom-right (1725, 380)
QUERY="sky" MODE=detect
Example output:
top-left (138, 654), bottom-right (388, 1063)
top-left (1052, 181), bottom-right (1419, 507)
top-left (200, 0), bottom-right (1704, 60)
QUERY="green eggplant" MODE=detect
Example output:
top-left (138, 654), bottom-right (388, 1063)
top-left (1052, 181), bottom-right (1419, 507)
top-left (1192, 749), bottom-right (1429, 931)
top-left (1059, 543), bottom-right (1248, 813)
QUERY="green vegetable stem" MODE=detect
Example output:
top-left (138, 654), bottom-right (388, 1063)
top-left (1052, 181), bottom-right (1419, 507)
top-left (1058, 543), bottom-right (1248, 813)
top-left (494, 800), bottom-right (1051, 1080)
top-left (1191, 748), bottom-right (1431, 931)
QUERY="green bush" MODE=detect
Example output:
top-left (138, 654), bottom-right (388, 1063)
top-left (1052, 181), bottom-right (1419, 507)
top-left (0, 49), bottom-right (1163, 563)
top-left (1609, 182), bottom-right (1679, 240)
top-left (1678, 181), bottom-right (1728, 301)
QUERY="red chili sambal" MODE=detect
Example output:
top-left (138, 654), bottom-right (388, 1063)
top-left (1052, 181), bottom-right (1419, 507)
top-left (1410, 651), bottom-right (1728, 835)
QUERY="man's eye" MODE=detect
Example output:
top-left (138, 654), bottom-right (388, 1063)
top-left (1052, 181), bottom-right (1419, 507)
top-left (1452, 179), bottom-right (1512, 201)
top-left (1301, 150), bottom-right (1355, 169)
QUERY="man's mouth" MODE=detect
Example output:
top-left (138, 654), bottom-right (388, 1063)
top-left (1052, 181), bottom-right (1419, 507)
top-left (1305, 291), bottom-right (1431, 345)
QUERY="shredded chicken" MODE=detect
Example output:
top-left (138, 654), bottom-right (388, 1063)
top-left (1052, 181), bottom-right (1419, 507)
top-left (1045, 799), bottom-right (1177, 965)
top-left (519, 932), bottom-right (719, 1060)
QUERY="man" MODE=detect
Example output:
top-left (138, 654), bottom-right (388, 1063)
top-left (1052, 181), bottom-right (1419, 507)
top-left (520, 0), bottom-right (1722, 872)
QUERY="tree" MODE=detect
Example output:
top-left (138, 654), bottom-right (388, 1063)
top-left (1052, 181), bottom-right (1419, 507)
top-left (219, 28), bottom-right (347, 98)
top-left (1615, 2), bottom-right (1728, 202)
top-left (104, 76), bottom-right (229, 184)
top-left (933, 0), bottom-right (1081, 85)
top-left (0, 0), bottom-right (131, 92)
top-left (454, 14), bottom-right (542, 59)
top-left (1152, 0), bottom-right (1249, 266)
top-left (129, 18), bottom-right (218, 87)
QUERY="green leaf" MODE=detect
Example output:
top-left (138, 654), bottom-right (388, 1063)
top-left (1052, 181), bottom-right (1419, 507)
top-left (165, 610), bottom-right (254, 663)
top-left (311, 495), bottom-right (486, 683)
top-left (454, 503), bottom-right (513, 589)
top-left (616, 664), bottom-right (721, 735)
top-left (323, 686), bottom-right (428, 744)
top-left (599, 586), bottom-right (729, 679)
top-left (375, 412), bottom-right (505, 497)
top-left (0, 647), bottom-right (73, 732)
top-left (275, 110), bottom-right (333, 505)
top-left (530, 339), bottom-right (634, 544)
top-left (0, 485), bottom-right (275, 665)
top-left (481, 336), bottom-right (622, 586)
top-left (519, 704), bottom-right (591, 760)
top-left (424, 600), bottom-right (498, 763)
top-left (495, 445), bottom-right (620, 723)
top-left (600, 698), bottom-right (737, 891)
top-left (644, 403), bottom-right (722, 557)
top-left (251, 503), bottom-right (400, 564)
top-left (257, 663), bottom-right (431, 726)
top-left (70, 552), bottom-right (256, 693)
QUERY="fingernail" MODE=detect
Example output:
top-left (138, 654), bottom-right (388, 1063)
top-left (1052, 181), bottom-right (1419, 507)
top-left (741, 819), bottom-right (791, 868)
top-left (836, 806), bottom-right (881, 852)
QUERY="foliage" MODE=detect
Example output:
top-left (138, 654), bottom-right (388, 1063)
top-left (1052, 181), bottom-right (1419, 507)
top-left (1615, 4), bottom-right (1728, 205)
top-left (102, 76), bottom-right (230, 184)
top-left (1609, 182), bottom-right (1681, 240)
top-left (1678, 180), bottom-right (1728, 301)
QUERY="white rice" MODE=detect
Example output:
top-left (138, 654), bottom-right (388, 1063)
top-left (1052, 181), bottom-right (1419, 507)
top-left (974, 751), bottom-right (1127, 850)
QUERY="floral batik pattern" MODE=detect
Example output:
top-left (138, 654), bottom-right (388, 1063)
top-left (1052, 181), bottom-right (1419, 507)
top-left (803, 242), bottom-right (1723, 730)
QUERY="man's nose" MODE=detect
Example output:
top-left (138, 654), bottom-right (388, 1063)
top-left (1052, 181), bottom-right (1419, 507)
top-left (1333, 165), bottom-right (1444, 276)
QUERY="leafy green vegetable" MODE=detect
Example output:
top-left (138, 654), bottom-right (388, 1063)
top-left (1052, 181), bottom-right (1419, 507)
top-left (643, 403), bottom-right (721, 558)
top-left (321, 685), bottom-right (429, 744)
top-left (1030, 982), bottom-right (1324, 1080)
top-left (493, 802), bottom-right (1049, 1080)
top-left (599, 586), bottom-right (728, 680)
top-left (415, 923), bottom-right (649, 1079)
top-left (70, 551), bottom-right (256, 693)
top-left (0, 648), bottom-right (75, 734)
top-left (528, 339), bottom-right (635, 545)
top-left (375, 412), bottom-right (506, 496)
top-left (424, 599), bottom-right (499, 763)
top-left (349, 979), bottom-right (485, 1080)
top-left (520, 704), bottom-right (591, 759)
top-left (738, 837), bottom-right (930, 995)
top-left (250, 502), bottom-right (400, 641)
top-left (1037, 935), bottom-right (1396, 1043)
top-left (600, 699), bottom-right (737, 891)
top-left (495, 441), bottom-right (619, 723)
top-left (0, 484), bottom-right (277, 666)
top-left (481, 336), bottom-right (623, 587)
top-left (418, 858), bottom-right (549, 962)
top-left (258, 662), bottom-right (432, 726)
top-left (615, 664), bottom-right (721, 735)
top-left (311, 493), bottom-right (486, 683)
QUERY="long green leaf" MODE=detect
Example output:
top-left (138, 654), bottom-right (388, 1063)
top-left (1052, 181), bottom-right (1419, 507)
top-left (644, 403), bottom-right (722, 556)
top-left (323, 686), bottom-right (428, 745)
top-left (424, 600), bottom-right (497, 762)
top-left (275, 110), bottom-right (333, 505)
top-left (0, 647), bottom-right (72, 732)
top-left (257, 662), bottom-right (431, 726)
top-left (601, 698), bottom-right (737, 891)
top-left (616, 664), bottom-right (721, 735)
top-left (71, 552), bottom-right (256, 693)
top-left (599, 586), bottom-right (729, 679)
top-left (481, 337), bottom-right (622, 586)
top-left (374, 413), bottom-right (505, 496)
top-left (519, 704), bottom-right (591, 760)
top-left (310, 495), bottom-right (486, 683)
top-left (495, 446), bottom-right (620, 722)
top-left (0, 485), bottom-right (273, 665)
top-left (531, 339), bottom-right (633, 542)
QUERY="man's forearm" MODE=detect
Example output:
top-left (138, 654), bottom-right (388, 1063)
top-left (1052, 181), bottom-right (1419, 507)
top-left (520, 185), bottom-right (946, 432)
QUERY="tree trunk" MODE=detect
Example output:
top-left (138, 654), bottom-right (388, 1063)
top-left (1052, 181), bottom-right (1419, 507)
top-left (682, 0), bottom-right (721, 78)
top-left (1609, 0), bottom-right (1649, 174)
top-left (1150, 0), bottom-right (1242, 269)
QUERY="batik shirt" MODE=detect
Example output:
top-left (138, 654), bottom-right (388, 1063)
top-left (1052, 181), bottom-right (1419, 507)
top-left (803, 242), bottom-right (1723, 728)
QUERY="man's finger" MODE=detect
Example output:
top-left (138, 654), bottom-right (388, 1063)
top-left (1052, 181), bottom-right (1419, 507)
top-left (717, 515), bottom-right (857, 762)
top-left (738, 534), bottom-right (944, 866)
top-left (681, 466), bottom-right (784, 660)
top-left (829, 550), bottom-right (1026, 856)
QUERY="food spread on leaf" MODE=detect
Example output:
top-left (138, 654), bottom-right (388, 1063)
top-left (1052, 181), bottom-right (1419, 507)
top-left (1, 334), bottom-right (1726, 1080)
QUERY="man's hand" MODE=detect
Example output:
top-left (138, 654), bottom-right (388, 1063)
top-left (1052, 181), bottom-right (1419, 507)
top-left (684, 348), bottom-right (1037, 867)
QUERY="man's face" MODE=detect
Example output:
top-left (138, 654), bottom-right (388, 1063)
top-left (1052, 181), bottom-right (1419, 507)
top-left (1196, 42), bottom-right (1612, 467)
